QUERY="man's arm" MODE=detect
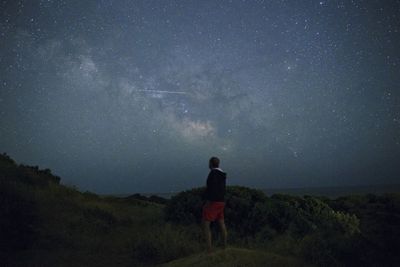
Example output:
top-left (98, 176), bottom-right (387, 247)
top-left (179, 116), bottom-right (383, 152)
top-left (204, 173), bottom-right (211, 205)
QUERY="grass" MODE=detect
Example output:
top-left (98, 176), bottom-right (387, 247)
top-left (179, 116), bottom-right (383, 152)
top-left (1, 164), bottom-right (203, 266)
top-left (161, 247), bottom-right (308, 267)
top-left (5, 191), bottom-right (203, 266)
top-left (0, 153), bottom-right (325, 266)
top-left (3, 152), bottom-right (400, 266)
top-left (2, 174), bottom-right (310, 267)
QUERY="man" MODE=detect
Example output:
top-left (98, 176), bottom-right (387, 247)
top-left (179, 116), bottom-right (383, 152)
top-left (202, 156), bottom-right (228, 253)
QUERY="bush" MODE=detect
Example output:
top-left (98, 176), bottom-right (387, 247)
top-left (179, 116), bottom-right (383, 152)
top-left (164, 187), bottom-right (205, 225)
top-left (324, 193), bottom-right (400, 266)
top-left (0, 181), bottom-right (38, 263)
top-left (164, 186), bottom-right (364, 266)
top-left (164, 186), bottom-right (271, 237)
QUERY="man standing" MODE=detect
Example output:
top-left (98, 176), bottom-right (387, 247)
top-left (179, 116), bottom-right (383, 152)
top-left (202, 156), bottom-right (228, 252)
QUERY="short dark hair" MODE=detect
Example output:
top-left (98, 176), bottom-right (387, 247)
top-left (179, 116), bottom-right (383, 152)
top-left (209, 156), bottom-right (220, 168)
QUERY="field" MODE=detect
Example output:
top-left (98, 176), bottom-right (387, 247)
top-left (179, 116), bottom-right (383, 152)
top-left (1, 153), bottom-right (399, 267)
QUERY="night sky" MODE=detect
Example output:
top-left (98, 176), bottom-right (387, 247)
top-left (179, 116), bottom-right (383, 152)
top-left (1, 0), bottom-right (399, 194)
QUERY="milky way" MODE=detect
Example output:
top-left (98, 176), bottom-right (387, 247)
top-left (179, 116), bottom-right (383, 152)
top-left (1, 0), bottom-right (399, 193)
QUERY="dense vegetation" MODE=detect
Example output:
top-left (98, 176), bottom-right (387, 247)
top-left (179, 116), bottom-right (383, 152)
top-left (1, 152), bottom-right (399, 266)
top-left (165, 187), bottom-right (400, 266)
top-left (0, 153), bottom-right (202, 266)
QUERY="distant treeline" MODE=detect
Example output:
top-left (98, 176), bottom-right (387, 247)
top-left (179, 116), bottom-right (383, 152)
top-left (0, 152), bottom-right (61, 185)
top-left (127, 193), bottom-right (168, 205)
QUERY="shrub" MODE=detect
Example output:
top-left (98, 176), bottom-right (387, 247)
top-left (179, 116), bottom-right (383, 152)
top-left (0, 181), bottom-right (38, 262)
top-left (164, 187), bottom-right (204, 225)
top-left (164, 186), bottom-right (361, 265)
top-left (164, 186), bottom-right (271, 236)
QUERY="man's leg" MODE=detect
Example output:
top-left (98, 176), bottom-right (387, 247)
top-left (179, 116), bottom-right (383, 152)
top-left (217, 219), bottom-right (228, 249)
top-left (202, 220), bottom-right (212, 252)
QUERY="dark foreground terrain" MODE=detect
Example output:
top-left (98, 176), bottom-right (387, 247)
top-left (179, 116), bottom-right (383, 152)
top-left (1, 152), bottom-right (399, 266)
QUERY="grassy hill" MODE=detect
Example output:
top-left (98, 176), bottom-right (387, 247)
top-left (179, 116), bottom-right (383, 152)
top-left (1, 153), bottom-right (306, 267)
top-left (0, 153), bottom-right (203, 266)
top-left (2, 152), bottom-right (399, 266)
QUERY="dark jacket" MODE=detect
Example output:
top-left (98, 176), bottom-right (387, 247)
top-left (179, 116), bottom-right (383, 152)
top-left (204, 168), bottom-right (227, 202)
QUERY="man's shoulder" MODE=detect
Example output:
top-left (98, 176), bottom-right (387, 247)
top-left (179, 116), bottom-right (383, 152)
top-left (209, 169), bottom-right (227, 178)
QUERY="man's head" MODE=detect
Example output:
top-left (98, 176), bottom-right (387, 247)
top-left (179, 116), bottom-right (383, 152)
top-left (209, 156), bottom-right (220, 169)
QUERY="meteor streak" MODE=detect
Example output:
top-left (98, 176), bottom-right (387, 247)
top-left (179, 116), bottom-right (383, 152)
top-left (132, 89), bottom-right (188, 95)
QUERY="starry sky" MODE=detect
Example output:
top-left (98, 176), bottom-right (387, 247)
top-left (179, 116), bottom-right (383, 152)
top-left (1, 0), bottom-right (399, 194)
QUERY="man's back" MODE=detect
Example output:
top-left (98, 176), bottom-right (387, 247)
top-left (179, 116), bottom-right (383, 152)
top-left (205, 168), bottom-right (227, 202)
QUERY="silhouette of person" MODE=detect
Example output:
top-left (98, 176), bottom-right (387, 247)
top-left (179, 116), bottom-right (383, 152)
top-left (202, 156), bottom-right (228, 253)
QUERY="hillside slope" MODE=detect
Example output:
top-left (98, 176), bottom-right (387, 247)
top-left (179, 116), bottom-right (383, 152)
top-left (2, 152), bottom-right (399, 266)
top-left (0, 153), bottom-right (200, 266)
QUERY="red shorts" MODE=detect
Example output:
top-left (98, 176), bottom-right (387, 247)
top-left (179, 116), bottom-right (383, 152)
top-left (202, 201), bottom-right (225, 221)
